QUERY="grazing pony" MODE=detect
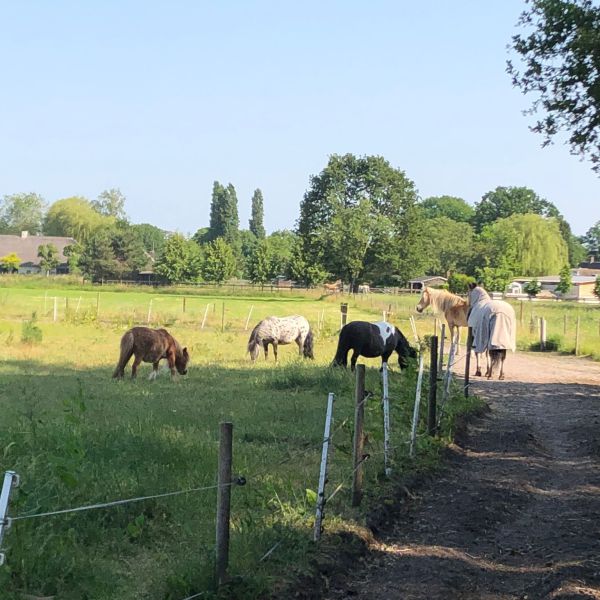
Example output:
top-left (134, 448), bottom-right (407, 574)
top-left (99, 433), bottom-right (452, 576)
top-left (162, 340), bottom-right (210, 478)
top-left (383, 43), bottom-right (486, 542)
top-left (247, 315), bottom-right (314, 362)
top-left (467, 284), bottom-right (516, 380)
top-left (323, 279), bottom-right (342, 294)
top-left (332, 320), bottom-right (416, 371)
top-left (113, 327), bottom-right (189, 380)
top-left (415, 287), bottom-right (468, 349)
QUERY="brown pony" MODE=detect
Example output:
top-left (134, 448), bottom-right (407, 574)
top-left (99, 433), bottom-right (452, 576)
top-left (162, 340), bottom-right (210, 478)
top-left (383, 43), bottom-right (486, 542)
top-left (323, 279), bottom-right (342, 294)
top-left (113, 327), bottom-right (189, 380)
top-left (415, 287), bottom-right (468, 348)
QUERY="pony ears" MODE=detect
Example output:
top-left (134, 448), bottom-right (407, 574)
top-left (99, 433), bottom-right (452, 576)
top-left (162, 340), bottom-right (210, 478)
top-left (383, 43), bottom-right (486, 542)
top-left (183, 347), bottom-right (189, 356)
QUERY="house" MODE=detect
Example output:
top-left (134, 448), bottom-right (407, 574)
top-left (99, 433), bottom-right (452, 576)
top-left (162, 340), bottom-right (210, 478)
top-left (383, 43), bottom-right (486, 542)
top-left (407, 275), bottom-right (447, 292)
top-left (506, 274), bottom-right (598, 302)
top-left (0, 231), bottom-right (77, 274)
top-left (574, 254), bottom-right (600, 277)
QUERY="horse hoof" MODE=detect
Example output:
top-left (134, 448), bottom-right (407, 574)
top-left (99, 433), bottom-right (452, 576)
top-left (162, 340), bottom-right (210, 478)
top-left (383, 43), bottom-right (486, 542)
top-left (475, 370), bottom-right (482, 377)
top-left (499, 374), bottom-right (505, 381)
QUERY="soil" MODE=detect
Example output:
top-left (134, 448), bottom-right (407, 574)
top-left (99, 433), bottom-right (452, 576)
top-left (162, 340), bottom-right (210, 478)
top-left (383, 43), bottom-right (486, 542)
top-left (325, 352), bottom-right (600, 600)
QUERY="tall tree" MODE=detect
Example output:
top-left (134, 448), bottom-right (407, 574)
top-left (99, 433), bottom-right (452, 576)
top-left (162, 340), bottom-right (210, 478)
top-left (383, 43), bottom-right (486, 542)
top-left (130, 223), bottom-right (167, 257)
top-left (207, 181), bottom-right (239, 244)
top-left (79, 231), bottom-right (119, 282)
top-left (556, 264), bottom-right (573, 294)
top-left (247, 239), bottom-right (274, 284)
top-left (92, 188), bottom-right (127, 220)
top-left (249, 189), bottom-right (266, 239)
top-left (37, 243), bottom-right (60, 275)
top-left (44, 197), bottom-right (114, 243)
top-left (472, 186), bottom-right (559, 232)
top-left (582, 220), bottom-right (600, 254)
top-left (154, 234), bottom-right (203, 283)
top-left (202, 238), bottom-right (237, 283)
top-left (0, 193), bottom-right (46, 234)
top-left (421, 196), bottom-right (474, 223)
top-left (421, 217), bottom-right (475, 275)
top-left (508, 0), bottom-right (600, 172)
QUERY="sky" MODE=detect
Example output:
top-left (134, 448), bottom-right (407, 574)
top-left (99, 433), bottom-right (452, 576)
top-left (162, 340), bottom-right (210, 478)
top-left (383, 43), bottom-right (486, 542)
top-left (0, 1), bottom-right (598, 236)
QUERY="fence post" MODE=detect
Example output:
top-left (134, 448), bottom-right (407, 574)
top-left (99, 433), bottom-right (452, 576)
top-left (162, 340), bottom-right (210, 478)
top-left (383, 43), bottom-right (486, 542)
top-left (540, 318), bottom-right (547, 351)
top-left (0, 471), bottom-right (19, 567)
top-left (519, 301), bottom-right (524, 325)
top-left (464, 327), bottom-right (473, 398)
top-left (340, 303), bottom-right (348, 328)
top-left (409, 315), bottom-right (418, 343)
top-left (53, 297), bottom-right (58, 322)
top-left (382, 363), bottom-right (391, 476)
top-left (575, 316), bottom-right (581, 356)
top-left (221, 302), bottom-right (225, 333)
top-left (351, 365), bottom-right (366, 507)
top-left (410, 352), bottom-right (425, 458)
top-left (438, 324), bottom-right (446, 375)
top-left (564, 313), bottom-right (567, 335)
top-left (313, 393), bottom-right (335, 541)
top-left (182, 297), bottom-right (186, 313)
top-left (428, 336), bottom-right (438, 435)
top-left (96, 292), bottom-right (100, 317)
top-left (216, 422), bottom-right (233, 586)
top-left (201, 304), bottom-right (210, 329)
top-left (147, 299), bottom-right (153, 324)
top-left (244, 305), bottom-right (254, 331)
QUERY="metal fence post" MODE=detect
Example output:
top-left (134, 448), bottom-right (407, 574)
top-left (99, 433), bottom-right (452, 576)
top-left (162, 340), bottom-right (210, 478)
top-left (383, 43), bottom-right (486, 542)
top-left (428, 336), bottom-right (438, 435)
top-left (0, 471), bottom-right (19, 566)
top-left (410, 352), bottom-right (425, 458)
top-left (216, 423), bottom-right (233, 586)
top-left (438, 324), bottom-right (446, 375)
top-left (464, 327), bottom-right (473, 398)
top-left (351, 365), bottom-right (366, 507)
top-left (314, 393), bottom-right (335, 541)
top-left (382, 363), bottom-right (391, 476)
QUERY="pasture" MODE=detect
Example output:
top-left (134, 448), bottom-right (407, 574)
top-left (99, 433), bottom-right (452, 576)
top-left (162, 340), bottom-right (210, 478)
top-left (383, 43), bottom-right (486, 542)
top-left (0, 282), bottom-right (597, 599)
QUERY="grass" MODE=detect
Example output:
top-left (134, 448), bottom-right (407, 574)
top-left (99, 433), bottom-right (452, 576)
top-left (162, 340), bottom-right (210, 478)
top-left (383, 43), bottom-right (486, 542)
top-left (0, 281), bottom-right (594, 599)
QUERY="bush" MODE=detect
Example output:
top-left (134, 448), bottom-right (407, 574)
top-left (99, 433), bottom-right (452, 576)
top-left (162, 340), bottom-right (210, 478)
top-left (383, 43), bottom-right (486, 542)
top-left (448, 273), bottom-right (475, 294)
top-left (530, 334), bottom-right (560, 352)
top-left (21, 312), bottom-right (43, 345)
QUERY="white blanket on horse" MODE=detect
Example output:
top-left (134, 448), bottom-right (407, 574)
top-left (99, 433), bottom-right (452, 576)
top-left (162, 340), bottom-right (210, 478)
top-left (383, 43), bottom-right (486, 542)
top-left (468, 287), bottom-right (516, 353)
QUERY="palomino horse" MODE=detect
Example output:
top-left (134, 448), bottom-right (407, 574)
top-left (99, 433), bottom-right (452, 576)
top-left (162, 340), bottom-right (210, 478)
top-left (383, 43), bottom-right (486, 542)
top-left (467, 284), bottom-right (516, 380)
top-left (113, 327), bottom-right (189, 380)
top-left (415, 286), bottom-right (488, 375)
top-left (247, 315), bottom-right (314, 362)
top-left (323, 279), bottom-right (342, 294)
top-left (332, 320), bottom-right (416, 371)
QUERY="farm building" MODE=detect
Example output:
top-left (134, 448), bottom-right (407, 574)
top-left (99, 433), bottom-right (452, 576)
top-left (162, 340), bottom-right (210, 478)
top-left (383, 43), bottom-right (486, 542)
top-left (506, 274), bottom-right (598, 301)
top-left (407, 275), bottom-right (447, 291)
top-left (0, 231), bottom-right (77, 274)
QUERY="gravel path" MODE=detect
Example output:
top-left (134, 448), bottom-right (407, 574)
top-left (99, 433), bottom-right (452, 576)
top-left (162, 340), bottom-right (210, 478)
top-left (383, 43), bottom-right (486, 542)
top-left (326, 352), bottom-right (600, 600)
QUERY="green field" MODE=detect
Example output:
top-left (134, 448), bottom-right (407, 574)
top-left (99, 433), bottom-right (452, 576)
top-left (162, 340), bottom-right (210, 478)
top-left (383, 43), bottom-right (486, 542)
top-left (0, 282), bottom-right (597, 599)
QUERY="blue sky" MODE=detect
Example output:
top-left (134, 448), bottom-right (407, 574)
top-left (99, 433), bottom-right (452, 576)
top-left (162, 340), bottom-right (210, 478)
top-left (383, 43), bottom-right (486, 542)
top-left (0, 1), bottom-right (597, 236)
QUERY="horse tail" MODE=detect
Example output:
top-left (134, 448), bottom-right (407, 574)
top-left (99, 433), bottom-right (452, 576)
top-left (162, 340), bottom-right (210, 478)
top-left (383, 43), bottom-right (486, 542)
top-left (331, 325), bottom-right (349, 367)
top-left (303, 328), bottom-right (314, 359)
top-left (113, 330), bottom-right (135, 378)
top-left (247, 322), bottom-right (262, 361)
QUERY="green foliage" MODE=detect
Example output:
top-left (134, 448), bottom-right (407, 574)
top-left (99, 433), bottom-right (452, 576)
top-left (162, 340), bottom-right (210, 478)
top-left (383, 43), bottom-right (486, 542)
top-left (555, 265), bottom-right (573, 295)
top-left (530, 334), bottom-right (561, 352)
top-left (44, 197), bottom-right (114, 243)
top-left (247, 239), bottom-right (275, 284)
top-left (474, 266), bottom-right (515, 292)
top-left (595, 276), bottom-right (600, 299)
top-left (207, 181), bottom-right (239, 244)
top-left (421, 217), bottom-right (475, 275)
top-left (37, 243), bottom-right (60, 274)
top-left (583, 220), bottom-right (600, 254)
top-left (508, 0), bottom-right (600, 172)
top-left (201, 238), bottom-right (237, 283)
top-left (0, 192), bottom-right (47, 235)
top-left (0, 252), bottom-right (21, 273)
top-left (421, 195), bottom-right (474, 222)
top-left (287, 237), bottom-right (327, 286)
top-left (130, 223), bottom-right (167, 257)
top-left (21, 312), bottom-right (42, 344)
top-left (91, 188), bottom-right (128, 220)
top-left (154, 234), bottom-right (203, 283)
top-left (472, 186), bottom-right (559, 232)
top-left (448, 273), bottom-right (476, 294)
top-left (249, 188), bottom-right (266, 238)
top-left (524, 278), bottom-right (542, 297)
top-left (63, 243), bottom-right (83, 275)
top-left (266, 230), bottom-right (295, 276)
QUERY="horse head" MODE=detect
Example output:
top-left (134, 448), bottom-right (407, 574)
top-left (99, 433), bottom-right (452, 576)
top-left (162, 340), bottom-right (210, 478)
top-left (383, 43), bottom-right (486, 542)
top-left (394, 328), bottom-right (417, 369)
top-left (415, 287), bottom-right (430, 314)
top-left (175, 347), bottom-right (190, 375)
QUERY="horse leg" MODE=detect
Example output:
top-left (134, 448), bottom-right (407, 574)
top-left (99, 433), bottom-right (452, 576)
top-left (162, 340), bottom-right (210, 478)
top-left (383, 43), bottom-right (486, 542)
top-left (455, 326), bottom-right (461, 355)
top-left (131, 354), bottom-right (143, 379)
top-left (380, 350), bottom-right (393, 373)
top-left (350, 351), bottom-right (359, 372)
top-left (166, 349), bottom-right (177, 379)
top-left (485, 351), bottom-right (492, 378)
top-left (273, 341), bottom-right (278, 363)
top-left (148, 361), bottom-right (160, 381)
top-left (296, 334), bottom-right (303, 356)
top-left (474, 352), bottom-right (481, 377)
top-left (263, 341), bottom-right (269, 360)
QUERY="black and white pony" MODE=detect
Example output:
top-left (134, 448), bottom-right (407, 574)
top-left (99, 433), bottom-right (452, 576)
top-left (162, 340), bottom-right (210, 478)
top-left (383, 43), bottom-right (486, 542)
top-left (467, 284), bottom-right (516, 380)
top-left (247, 315), bottom-right (314, 362)
top-left (332, 320), bottom-right (416, 371)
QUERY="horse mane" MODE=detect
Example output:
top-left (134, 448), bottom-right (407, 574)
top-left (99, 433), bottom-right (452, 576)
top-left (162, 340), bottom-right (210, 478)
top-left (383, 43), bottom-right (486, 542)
top-left (425, 287), bottom-right (467, 313)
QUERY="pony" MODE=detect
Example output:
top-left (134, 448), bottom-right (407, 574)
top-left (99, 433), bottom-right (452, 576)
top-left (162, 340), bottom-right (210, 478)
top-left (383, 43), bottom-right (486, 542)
top-left (332, 320), bottom-right (416, 371)
top-left (247, 315), bottom-right (314, 362)
top-left (323, 279), bottom-right (342, 294)
top-left (467, 284), bottom-right (516, 380)
top-left (415, 286), bottom-right (468, 349)
top-left (113, 327), bottom-right (189, 380)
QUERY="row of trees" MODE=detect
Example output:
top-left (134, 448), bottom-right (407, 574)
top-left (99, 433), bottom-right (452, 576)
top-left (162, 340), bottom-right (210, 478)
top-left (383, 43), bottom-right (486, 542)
top-left (1, 155), bottom-right (599, 289)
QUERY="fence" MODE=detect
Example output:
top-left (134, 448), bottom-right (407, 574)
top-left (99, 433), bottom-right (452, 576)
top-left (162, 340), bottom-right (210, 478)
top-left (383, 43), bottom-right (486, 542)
top-left (0, 335), bottom-right (466, 598)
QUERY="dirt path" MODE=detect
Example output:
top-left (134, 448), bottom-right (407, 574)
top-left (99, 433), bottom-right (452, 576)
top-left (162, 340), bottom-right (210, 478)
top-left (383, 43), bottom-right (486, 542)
top-left (327, 352), bottom-right (600, 600)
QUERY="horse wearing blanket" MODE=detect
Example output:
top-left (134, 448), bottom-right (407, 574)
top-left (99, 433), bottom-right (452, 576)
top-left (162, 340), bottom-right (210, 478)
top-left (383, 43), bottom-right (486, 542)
top-left (247, 315), bottom-right (314, 361)
top-left (332, 320), bottom-right (416, 371)
top-left (467, 285), bottom-right (516, 380)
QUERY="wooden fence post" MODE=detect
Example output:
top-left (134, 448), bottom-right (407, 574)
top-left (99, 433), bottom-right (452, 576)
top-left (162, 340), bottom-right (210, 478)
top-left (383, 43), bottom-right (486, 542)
top-left (340, 303), bottom-right (348, 328)
top-left (351, 365), bottom-right (366, 507)
top-left (182, 297), bottom-right (186, 313)
top-left (216, 422), bottom-right (233, 586)
top-left (575, 316), bottom-right (581, 356)
top-left (540, 318), bottom-right (547, 351)
top-left (221, 302), bottom-right (225, 333)
top-left (428, 336), bottom-right (438, 436)
top-left (564, 313), bottom-right (567, 335)
top-left (519, 301), bottom-right (524, 325)
top-left (464, 327), bottom-right (473, 398)
top-left (96, 292), bottom-right (100, 317)
top-left (53, 297), bottom-right (58, 322)
top-left (438, 324), bottom-right (446, 375)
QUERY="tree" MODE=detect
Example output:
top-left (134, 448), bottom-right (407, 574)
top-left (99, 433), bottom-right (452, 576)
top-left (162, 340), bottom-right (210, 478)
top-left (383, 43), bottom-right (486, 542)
top-left (557, 217), bottom-right (587, 266)
top-left (421, 196), bottom-right (474, 223)
top-left (44, 197), bottom-right (114, 243)
top-left (267, 230), bottom-right (296, 276)
top-left (0, 193), bottom-right (46, 235)
top-left (287, 238), bottom-right (327, 287)
top-left (63, 243), bottom-right (83, 275)
top-left (247, 239), bottom-right (274, 284)
top-left (37, 244), bottom-right (60, 275)
top-left (508, 0), bottom-right (600, 173)
top-left (0, 252), bottom-right (21, 273)
top-left (154, 234), bottom-right (203, 283)
top-left (448, 273), bottom-right (476, 294)
top-left (130, 223), bottom-right (167, 257)
top-left (555, 264), bottom-right (573, 294)
top-left (110, 229), bottom-right (148, 278)
top-left (202, 238), bottom-right (237, 283)
top-left (92, 188), bottom-right (127, 220)
top-left (207, 182), bottom-right (239, 244)
top-left (79, 232), bottom-right (119, 282)
top-left (421, 217), bottom-right (475, 275)
top-left (472, 186), bottom-right (560, 231)
top-left (594, 276), bottom-right (600, 298)
top-left (524, 278), bottom-right (542, 297)
top-left (249, 189), bottom-right (266, 239)
top-left (582, 220), bottom-right (600, 254)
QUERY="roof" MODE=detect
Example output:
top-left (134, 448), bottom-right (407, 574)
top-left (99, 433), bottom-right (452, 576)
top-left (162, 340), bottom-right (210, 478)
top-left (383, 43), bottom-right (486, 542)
top-left (408, 275), bottom-right (448, 283)
top-left (0, 233), bottom-right (77, 267)
top-left (511, 275), bottom-right (597, 286)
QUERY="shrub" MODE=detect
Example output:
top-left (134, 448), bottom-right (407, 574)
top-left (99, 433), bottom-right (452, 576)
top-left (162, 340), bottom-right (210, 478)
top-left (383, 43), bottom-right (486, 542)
top-left (530, 334), bottom-right (561, 352)
top-left (21, 312), bottom-right (43, 345)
